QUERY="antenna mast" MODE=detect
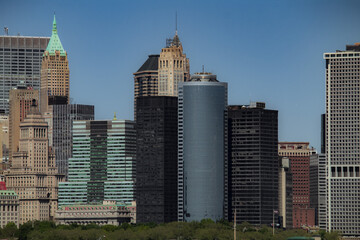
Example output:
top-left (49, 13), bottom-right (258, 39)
top-left (175, 11), bottom-right (178, 34)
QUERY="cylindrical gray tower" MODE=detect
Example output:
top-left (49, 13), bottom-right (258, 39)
top-left (178, 72), bottom-right (227, 222)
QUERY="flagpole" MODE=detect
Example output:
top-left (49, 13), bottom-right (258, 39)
top-left (273, 209), bottom-right (274, 236)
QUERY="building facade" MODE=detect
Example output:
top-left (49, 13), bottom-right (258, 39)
top-left (0, 36), bottom-right (49, 114)
top-left (278, 142), bottom-right (315, 228)
top-left (324, 43), bottom-right (360, 236)
top-left (0, 190), bottom-right (19, 228)
top-left (52, 104), bottom-right (94, 178)
top-left (228, 103), bottom-right (278, 226)
top-left (40, 16), bottom-right (69, 114)
top-left (55, 201), bottom-right (132, 226)
top-left (5, 103), bottom-right (64, 224)
top-left (158, 32), bottom-right (189, 96)
top-left (136, 96), bottom-right (178, 223)
top-left (279, 157), bottom-right (293, 229)
top-left (133, 54), bottom-right (159, 118)
top-left (178, 73), bottom-right (228, 222)
top-left (8, 85), bottom-right (39, 165)
top-left (59, 120), bottom-right (136, 207)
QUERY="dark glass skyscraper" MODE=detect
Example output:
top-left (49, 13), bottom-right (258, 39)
top-left (228, 103), bottom-right (278, 226)
top-left (178, 73), bottom-right (228, 222)
top-left (52, 104), bottom-right (94, 178)
top-left (136, 96), bottom-right (178, 223)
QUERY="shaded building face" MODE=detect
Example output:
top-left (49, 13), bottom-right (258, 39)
top-left (136, 96), bottom-right (178, 223)
top-left (228, 104), bottom-right (278, 226)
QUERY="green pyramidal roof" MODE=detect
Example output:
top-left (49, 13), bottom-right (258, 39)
top-left (45, 15), bottom-right (66, 56)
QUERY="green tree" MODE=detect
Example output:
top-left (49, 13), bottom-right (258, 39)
top-left (2, 222), bottom-right (19, 239)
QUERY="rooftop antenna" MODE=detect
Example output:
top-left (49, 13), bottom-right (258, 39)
top-left (4, 27), bottom-right (8, 36)
top-left (202, 65), bottom-right (205, 73)
top-left (175, 11), bottom-right (178, 34)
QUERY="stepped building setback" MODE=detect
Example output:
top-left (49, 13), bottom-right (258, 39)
top-left (5, 102), bottom-right (65, 224)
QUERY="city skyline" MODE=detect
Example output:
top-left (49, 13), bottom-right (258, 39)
top-left (1, 0), bottom-right (360, 150)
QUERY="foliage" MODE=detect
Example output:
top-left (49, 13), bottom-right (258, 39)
top-left (0, 220), bottom-right (341, 240)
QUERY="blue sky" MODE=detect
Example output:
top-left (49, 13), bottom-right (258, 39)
top-left (1, 0), bottom-right (360, 150)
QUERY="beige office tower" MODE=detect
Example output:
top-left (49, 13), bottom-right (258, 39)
top-left (40, 16), bottom-right (69, 146)
top-left (0, 115), bottom-right (9, 163)
top-left (8, 86), bottom-right (39, 165)
top-left (40, 15), bottom-right (69, 113)
top-left (324, 43), bottom-right (360, 237)
top-left (5, 102), bottom-right (65, 224)
top-left (158, 32), bottom-right (189, 96)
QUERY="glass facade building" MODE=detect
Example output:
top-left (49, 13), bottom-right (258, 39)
top-left (53, 104), bottom-right (94, 178)
top-left (0, 36), bottom-right (49, 114)
top-left (136, 96), bottom-right (178, 223)
top-left (58, 120), bottom-right (136, 206)
top-left (178, 73), bottom-right (228, 222)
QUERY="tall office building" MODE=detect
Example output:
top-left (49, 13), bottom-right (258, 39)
top-left (136, 96), bottom-right (178, 223)
top-left (178, 73), bottom-right (227, 222)
top-left (324, 43), bottom-right (360, 236)
top-left (5, 102), bottom-right (65, 224)
top-left (133, 54), bottom-right (159, 118)
top-left (278, 142), bottom-right (315, 228)
top-left (0, 36), bottom-right (49, 114)
top-left (278, 157), bottom-right (293, 229)
top-left (59, 119), bottom-right (136, 207)
top-left (158, 32), bottom-right (190, 96)
top-left (8, 84), bottom-right (39, 165)
top-left (52, 104), bottom-right (94, 178)
top-left (40, 15), bottom-right (69, 114)
top-left (228, 103), bottom-right (278, 226)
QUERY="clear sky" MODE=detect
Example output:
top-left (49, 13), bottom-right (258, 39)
top-left (1, 0), bottom-right (360, 150)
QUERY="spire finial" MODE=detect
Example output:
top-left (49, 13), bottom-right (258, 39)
top-left (175, 11), bottom-right (178, 35)
top-left (52, 14), bottom-right (57, 33)
top-left (113, 112), bottom-right (117, 120)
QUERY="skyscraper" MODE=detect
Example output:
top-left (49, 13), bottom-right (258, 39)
top-left (8, 84), bottom-right (39, 165)
top-left (136, 96), bottom-right (178, 223)
top-left (178, 73), bottom-right (227, 222)
top-left (324, 43), bottom-right (360, 236)
top-left (228, 103), bottom-right (278, 226)
top-left (5, 102), bottom-right (65, 224)
top-left (59, 119), bottom-right (136, 207)
top-left (158, 32), bottom-right (189, 96)
top-left (278, 142), bottom-right (315, 228)
top-left (40, 15), bottom-right (69, 114)
top-left (52, 104), bottom-right (94, 178)
top-left (133, 54), bottom-right (159, 118)
top-left (0, 36), bottom-right (49, 114)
